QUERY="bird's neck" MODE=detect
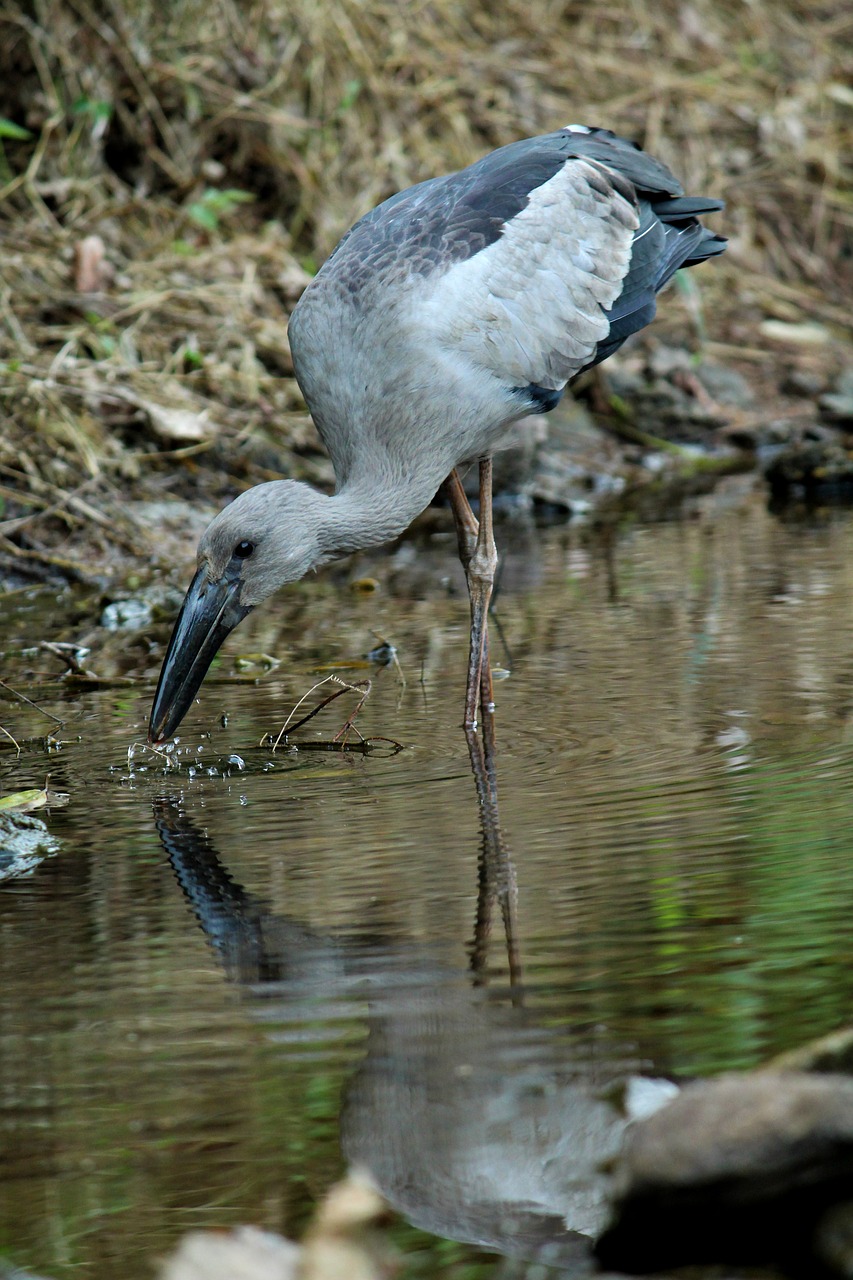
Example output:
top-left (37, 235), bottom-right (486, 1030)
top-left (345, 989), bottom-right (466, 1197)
top-left (318, 467), bottom-right (446, 561)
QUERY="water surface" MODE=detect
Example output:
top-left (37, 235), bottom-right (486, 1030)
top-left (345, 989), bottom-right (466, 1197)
top-left (2, 486), bottom-right (853, 1277)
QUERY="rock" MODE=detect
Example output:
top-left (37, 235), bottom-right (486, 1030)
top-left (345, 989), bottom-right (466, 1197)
top-left (157, 1173), bottom-right (394, 1280)
top-left (819, 394), bottom-right (853, 426)
top-left (719, 421), bottom-right (760, 451)
top-left (695, 361), bottom-right (755, 409)
top-left (763, 416), bottom-right (810, 444)
top-left (817, 1199), bottom-right (853, 1277)
top-left (819, 372), bottom-right (853, 427)
top-left (466, 398), bottom-right (630, 514)
top-left (763, 426), bottom-right (853, 498)
top-left (100, 596), bottom-right (154, 630)
top-left (528, 399), bottom-right (628, 512)
top-left (782, 369), bottom-right (826, 398)
top-left (490, 410), bottom-right (549, 497)
top-left (608, 348), bottom-right (733, 443)
top-left (159, 1225), bottom-right (299, 1280)
top-left (760, 320), bottom-right (832, 346)
top-left (645, 343), bottom-right (693, 377)
top-left (596, 1072), bottom-right (853, 1277)
top-left (622, 1075), bottom-right (681, 1121)
top-left (0, 812), bottom-right (61, 881)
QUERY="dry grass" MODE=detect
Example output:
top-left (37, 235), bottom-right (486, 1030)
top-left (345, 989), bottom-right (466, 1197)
top-left (0, 0), bottom-right (851, 579)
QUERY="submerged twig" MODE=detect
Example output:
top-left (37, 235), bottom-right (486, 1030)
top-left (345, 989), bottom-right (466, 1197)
top-left (0, 723), bottom-right (21, 754)
top-left (0, 678), bottom-right (64, 725)
top-left (128, 740), bottom-right (178, 770)
top-left (269, 675), bottom-right (373, 750)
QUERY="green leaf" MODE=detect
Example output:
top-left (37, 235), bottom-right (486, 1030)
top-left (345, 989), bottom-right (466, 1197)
top-left (218, 188), bottom-right (255, 205)
top-left (71, 97), bottom-right (113, 126)
top-left (0, 788), bottom-right (48, 813)
top-left (187, 201), bottom-right (219, 231)
top-left (186, 187), bottom-right (255, 231)
top-left (339, 79), bottom-right (362, 112)
top-left (0, 785), bottom-right (69, 812)
top-left (0, 118), bottom-right (32, 141)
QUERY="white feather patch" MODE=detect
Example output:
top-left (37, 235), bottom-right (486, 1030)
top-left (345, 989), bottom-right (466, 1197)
top-left (417, 159), bottom-right (638, 390)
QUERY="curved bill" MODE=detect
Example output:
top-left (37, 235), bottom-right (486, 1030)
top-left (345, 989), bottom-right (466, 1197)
top-left (148, 566), bottom-right (251, 743)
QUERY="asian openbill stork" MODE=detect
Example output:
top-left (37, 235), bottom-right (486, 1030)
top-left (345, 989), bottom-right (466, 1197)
top-left (149, 125), bottom-right (725, 743)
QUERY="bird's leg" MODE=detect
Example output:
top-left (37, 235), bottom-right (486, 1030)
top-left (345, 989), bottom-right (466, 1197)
top-left (464, 458), bottom-right (497, 730)
top-left (443, 465), bottom-right (497, 729)
top-left (443, 468), bottom-right (479, 571)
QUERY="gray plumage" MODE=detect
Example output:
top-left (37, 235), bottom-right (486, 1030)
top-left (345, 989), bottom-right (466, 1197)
top-left (285, 125), bottom-right (723, 518)
top-left (149, 125), bottom-right (725, 742)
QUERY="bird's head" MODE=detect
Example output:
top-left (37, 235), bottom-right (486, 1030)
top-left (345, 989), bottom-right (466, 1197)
top-left (198, 481), bottom-right (326, 607)
top-left (148, 481), bottom-right (327, 744)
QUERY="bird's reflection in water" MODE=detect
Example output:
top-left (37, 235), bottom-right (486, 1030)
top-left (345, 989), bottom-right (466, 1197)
top-left (465, 714), bottom-right (521, 990)
top-left (153, 723), bottom-right (631, 1274)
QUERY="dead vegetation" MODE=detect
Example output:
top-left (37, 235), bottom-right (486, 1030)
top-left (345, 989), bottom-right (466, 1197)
top-left (0, 0), bottom-right (851, 582)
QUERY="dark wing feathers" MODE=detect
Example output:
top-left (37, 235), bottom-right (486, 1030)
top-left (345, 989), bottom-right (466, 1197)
top-left (653, 195), bottom-right (724, 217)
top-left (309, 125), bottom-right (725, 379)
top-left (329, 129), bottom-right (646, 276)
top-left (588, 192), bottom-right (726, 369)
top-left (560, 127), bottom-right (684, 198)
top-left (458, 146), bottom-right (567, 225)
top-left (571, 133), bottom-right (726, 372)
top-left (325, 141), bottom-right (571, 284)
top-left (588, 211), bottom-right (664, 368)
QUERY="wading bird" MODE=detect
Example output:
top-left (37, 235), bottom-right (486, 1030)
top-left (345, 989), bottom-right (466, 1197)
top-left (149, 125), bottom-right (725, 743)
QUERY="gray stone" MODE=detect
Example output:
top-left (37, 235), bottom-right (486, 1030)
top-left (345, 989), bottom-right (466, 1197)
top-left (819, 394), bottom-right (853, 426)
top-left (764, 428), bottom-right (853, 496)
top-left (696, 361), bottom-right (755, 409)
top-left (817, 1199), bottom-right (853, 1278)
top-left (0, 812), bottom-right (61, 881)
top-left (817, 370), bottom-right (853, 426)
top-left (100, 596), bottom-right (154, 630)
top-left (596, 1072), bottom-right (853, 1276)
top-left (159, 1226), bottom-right (299, 1280)
top-left (782, 369), bottom-right (827, 397)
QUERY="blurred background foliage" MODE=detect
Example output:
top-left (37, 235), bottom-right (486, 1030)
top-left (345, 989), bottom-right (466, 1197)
top-left (2, 0), bottom-right (849, 278)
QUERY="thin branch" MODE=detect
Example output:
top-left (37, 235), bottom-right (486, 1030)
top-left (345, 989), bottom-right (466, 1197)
top-left (270, 675), bottom-right (372, 750)
top-left (0, 679), bottom-right (64, 725)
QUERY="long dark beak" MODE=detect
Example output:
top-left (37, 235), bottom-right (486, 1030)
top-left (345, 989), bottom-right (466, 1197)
top-left (148, 565), bottom-right (251, 743)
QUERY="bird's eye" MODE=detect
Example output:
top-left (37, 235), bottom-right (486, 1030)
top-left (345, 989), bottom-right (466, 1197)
top-left (234, 540), bottom-right (255, 560)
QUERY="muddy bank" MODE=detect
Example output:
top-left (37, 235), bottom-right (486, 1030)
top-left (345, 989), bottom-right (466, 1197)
top-left (5, 319), bottom-right (853, 599)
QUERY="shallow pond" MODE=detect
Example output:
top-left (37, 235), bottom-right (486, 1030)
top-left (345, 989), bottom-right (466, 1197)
top-left (3, 482), bottom-right (853, 1278)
